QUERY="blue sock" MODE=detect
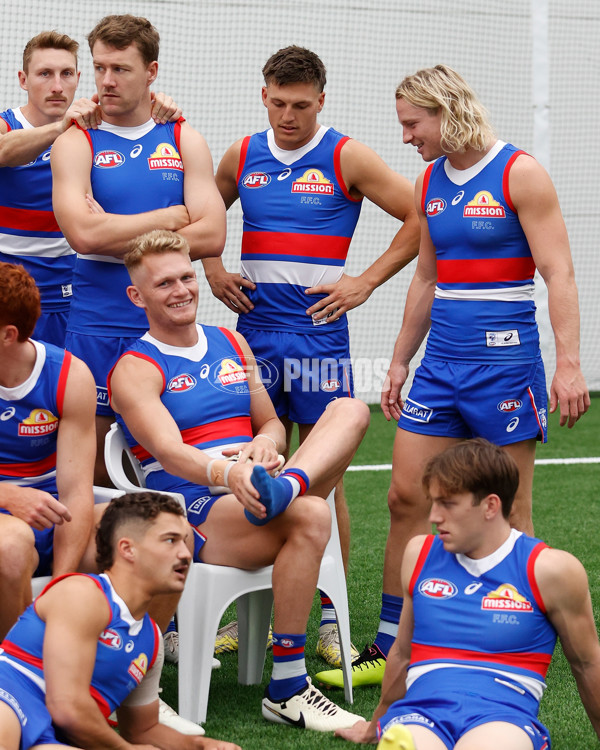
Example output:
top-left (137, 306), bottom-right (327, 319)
top-left (268, 632), bottom-right (307, 700)
top-left (373, 593), bottom-right (403, 657)
top-left (245, 466), bottom-right (309, 526)
top-left (319, 592), bottom-right (336, 627)
top-left (165, 617), bottom-right (177, 633)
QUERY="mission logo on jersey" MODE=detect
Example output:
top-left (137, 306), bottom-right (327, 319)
top-left (291, 168), bottom-right (334, 195)
top-left (481, 583), bottom-right (533, 612)
top-left (148, 143), bottom-right (183, 171)
top-left (17, 408), bottom-right (59, 436)
top-left (127, 653), bottom-right (148, 684)
top-left (217, 358), bottom-right (248, 386)
top-left (463, 190), bottom-right (506, 218)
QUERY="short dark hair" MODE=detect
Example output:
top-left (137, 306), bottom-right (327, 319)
top-left (95, 491), bottom-right (185, 571)
top-left (88, 15), bottom-right (159, 66)
top-left (421, 438), bottom-right (519, 519)
top-left (23, 30), bottom-right (78, 73)
top-left (0, 262), bottom-right (41, 341)
top-left (262, 45), bottom-right (326, 91)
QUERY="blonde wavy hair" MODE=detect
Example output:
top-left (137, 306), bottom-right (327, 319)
top-left (124, 229), bottom-right (190, 272)
top-left (396, 64), bottom-right (494, 154)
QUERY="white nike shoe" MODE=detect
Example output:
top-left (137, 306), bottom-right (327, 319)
top-left (158, 698), bottom-right (205, 735)
top-left (262, 677), bottom-right (363, 731)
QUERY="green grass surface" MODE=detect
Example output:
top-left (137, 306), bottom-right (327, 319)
top-left (162, 399), bottom-right (599, 749)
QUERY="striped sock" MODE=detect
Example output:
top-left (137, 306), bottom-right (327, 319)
top-left (245, 466), bottom-right (310, 526)
top-left (268, 632), bottom-right (308, 700)
top-left (373, 593), bottom-right (403, 657)
top-left (319, 592), bottom-right (336, 627)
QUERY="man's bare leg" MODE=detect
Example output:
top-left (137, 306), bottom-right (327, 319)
top-left (0, 515), bottom-right (37, 639)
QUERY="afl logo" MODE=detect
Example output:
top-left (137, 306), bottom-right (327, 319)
top-left (242, 172), bottom-right (271, 188)
top-left (94, 150), bottom-right (125, 168)
top-left (497, 399), bottom-right (522, 413)
top-left (167, 374), bottom-right (197, 392)
top-left (321, 379), bottom-right (341, 393)
top-left (99, 629), bottom-right (123, 649)
top-left (418, 578), bottom-right (458, 599)
top-left (426, 198), bottom-right (446, 216)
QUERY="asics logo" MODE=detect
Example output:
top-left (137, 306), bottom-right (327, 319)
top-left (277, 168), bottom-right (292, 181)
top-left (451, 190), bottom-right (465, 205)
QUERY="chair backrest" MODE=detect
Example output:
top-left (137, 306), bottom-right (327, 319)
top-left (104, 422), bottom-right (146, 491)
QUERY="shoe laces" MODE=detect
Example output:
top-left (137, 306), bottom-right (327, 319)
top-left (353, 644), bottom-right (384, 671)
top-left (164, 631), bottom-right (179, 654)
top-left (217, 620), bottom-right (239, 639)
top-left (319, 624), bottom-right (340, 649)
top-left (300, 678), bottom-right (340, 716)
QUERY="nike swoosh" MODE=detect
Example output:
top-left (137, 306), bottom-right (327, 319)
top-left (264, 704), bottom-right (306, 728)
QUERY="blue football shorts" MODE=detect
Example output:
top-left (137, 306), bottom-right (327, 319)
top-left (238, 327), bottom-right (354, 424)
top-left (398, 357), bottom-right (548, 446)
top-left (377, 669), bottom-right (550, 750)
top-left (0, 659), bottom-right (69, 748)
top-left (33, 310), bottom-right (69, 349)
top-left (65, 332), bottom-right (139, 416)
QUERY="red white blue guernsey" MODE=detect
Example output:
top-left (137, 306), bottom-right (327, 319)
top-left (0, 573), bottom-right (160, 718)
top-left (422, 141), bottom-right (540, 363)
top-left (408, 530), bottom-right (557, 703)
top-left (236, 125), bottom-right (362, 333)
top-left (67, 119), bottom-right (185, 336)
top-left (109, 324), bottom-right (253, 494)
top-left (0, 340), bottom-right (70, 495)
top-left (0, 108), bottom-right (74, 311)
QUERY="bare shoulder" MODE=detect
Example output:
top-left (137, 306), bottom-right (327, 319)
top-left (36, 574), bottom-right (109, 623)
top-left (535, 546), bottom-right (589, 606)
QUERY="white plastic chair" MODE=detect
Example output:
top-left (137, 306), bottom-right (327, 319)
top-left (104, 421), bottom-right (353, 723)
top-left (30, 486), bottom-right (127, 598)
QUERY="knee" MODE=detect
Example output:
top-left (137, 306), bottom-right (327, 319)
top-left (387, 474), bottom-right (429, 523)
top-left (327, 397), bottom-right (370, 437)
top-left (290, 495), bottom-right (331, 553)
top-left (0, 517), bottom-right (36, 577)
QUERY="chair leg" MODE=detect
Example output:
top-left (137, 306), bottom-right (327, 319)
top-left (178, 566), bottom-right (225, 724)
top-left (237, 588), bottom-right (274, 685)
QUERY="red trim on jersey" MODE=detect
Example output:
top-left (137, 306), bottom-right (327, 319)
top-left (421, 163), bottom-right (435, 214)
top-left (333, 137), bottom-right (361, 203)
top-left (173, 117), bottom-right (185, 153)
top-left (218, 328), bottom-right (246, 367)
top-left (502, 149), bottom-right (528, 213)
top-left (131, 415), bottom-right (253, 462)
top-left (526, 542), bottom-right (549, 614)
top-left (236, 136), bottom-right (251, 184)
top-left (149, 621), bottom-right (161, 670)
top-left (76, 122), bottom-right (94, 154)
top-left (436, 256), bottom-right (536, 284)
top-left (242, 230), bottom-right (351, 260)
top-left (32, 572), bottom-right (112, 622)
top-left (0, 451), bottom-right (57, 477)
top-left (0, 115), bottom-right (11, 132)
top-left (56, 350), bottom-right (72, 417)
top-left (0, 205), bottom-right (61, 233)
top-left (527, 387), bottom-right (544, 436)
top-left (409, 535), bottom-right (435, 596)
top-left (107, 351), bottom-right (167, 408)
top-left (1, 641), bottom-right (44, 670)
top-left (90, 684), bottom-right (112, 719)
top-left (410, 642), bottom-right (552, 677)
